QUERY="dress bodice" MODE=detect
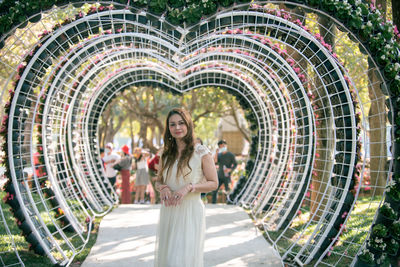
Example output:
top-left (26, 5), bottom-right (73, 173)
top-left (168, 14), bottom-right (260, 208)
top-left (163, 144), bottom-right (210, 191)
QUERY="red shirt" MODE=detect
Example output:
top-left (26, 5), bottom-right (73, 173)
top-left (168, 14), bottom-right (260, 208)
top-left (148, 155), bottom-right (159, 172)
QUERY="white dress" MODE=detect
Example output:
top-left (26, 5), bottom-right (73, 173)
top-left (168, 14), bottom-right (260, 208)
top-left (154, 144), bottom-right (210, 267)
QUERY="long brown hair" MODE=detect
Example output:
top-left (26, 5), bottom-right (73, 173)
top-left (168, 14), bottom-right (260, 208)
top-left (159, 108), bottom-right (195, 183)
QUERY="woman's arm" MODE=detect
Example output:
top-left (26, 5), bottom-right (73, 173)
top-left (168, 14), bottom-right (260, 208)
top-left (171, 153), bottom-right (218, 206)
top-left (192, 153), bottom-right (218, 193)
top-left (154, 167), bottom-right (174, 206)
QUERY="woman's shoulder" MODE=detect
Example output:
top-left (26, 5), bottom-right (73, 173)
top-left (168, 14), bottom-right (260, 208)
top-left (194, 144), bottom-right (211, 158)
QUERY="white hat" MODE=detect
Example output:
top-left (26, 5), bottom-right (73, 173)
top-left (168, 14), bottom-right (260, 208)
top-left (105, 142), bottom-right (113, 149)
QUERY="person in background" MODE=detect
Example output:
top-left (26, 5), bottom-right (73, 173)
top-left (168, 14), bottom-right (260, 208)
top-left (99, 148), bottom-right (105, 168)
top-left (119, 145), bottom-right (133, 204)
top-left (133, 147), bottom-right (150, 204)
top-left (211, 139), bottom-right (237, 204)
top-left (148, 149), bottom-right (161, 203)
top-left (102, 143), bottom-right (120, 192)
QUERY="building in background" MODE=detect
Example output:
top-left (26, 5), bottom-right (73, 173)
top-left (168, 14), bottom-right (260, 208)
top-left (216, 114), bottom-right (249, 156)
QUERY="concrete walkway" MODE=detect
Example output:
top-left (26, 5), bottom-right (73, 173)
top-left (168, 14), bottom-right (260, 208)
top-left (81, 204), bottom-right (283, 267)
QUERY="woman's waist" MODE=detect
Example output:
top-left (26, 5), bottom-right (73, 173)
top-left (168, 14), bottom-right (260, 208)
top-left (184, 192), bottom-right (201, 200)
top-left (162, 193), bottom-right (203, 209)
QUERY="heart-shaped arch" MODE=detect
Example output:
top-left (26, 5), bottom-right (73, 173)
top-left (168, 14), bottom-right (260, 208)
top-left (0, 1), bottom-right (399, 266)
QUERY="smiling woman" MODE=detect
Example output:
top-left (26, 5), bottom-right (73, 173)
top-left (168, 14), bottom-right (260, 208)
top-left (154, 108), bottom-right (218, 267)
top-left (0, 0), bottom-right (399, 266)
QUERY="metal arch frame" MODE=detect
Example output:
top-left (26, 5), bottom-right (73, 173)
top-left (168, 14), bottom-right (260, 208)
top-left (190, 12), bottom-right (316, 219)
top-left (197, 28), bottom-right (316, 230)
top-left (184, 36), bottom-right (302, 211)
top-left (0, 2), bottom-right (396, 266)
top-left (40, 40), bottom-right (110, 215)
top-left (0, 206), bottom-right (25, 267)
top-left (246, 12), bottom-right (360, 264)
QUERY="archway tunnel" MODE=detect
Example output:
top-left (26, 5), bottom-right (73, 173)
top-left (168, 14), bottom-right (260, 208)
top-left (0, 1), bottom-right (399, 266)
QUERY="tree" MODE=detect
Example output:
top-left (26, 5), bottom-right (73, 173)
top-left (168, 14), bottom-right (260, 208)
top-left (368, 0), bottom-right (388, 195)
top-left (99, 97), bottom-right (128, 148)
top-left (309, 16), bottom-right (337, 220)
top-left (99, 85), bottom-right (249, 152)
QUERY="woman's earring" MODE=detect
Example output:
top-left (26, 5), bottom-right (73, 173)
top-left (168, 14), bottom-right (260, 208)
top-left (168, 137), bottom-right (172, 140)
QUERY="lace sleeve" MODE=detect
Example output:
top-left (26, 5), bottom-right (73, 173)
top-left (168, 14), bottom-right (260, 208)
top-left (195, 144), bottom-right (211, 158)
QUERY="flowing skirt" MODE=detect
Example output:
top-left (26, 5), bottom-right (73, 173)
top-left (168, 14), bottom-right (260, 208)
top-left (154, 193), bottom-right (205, 267)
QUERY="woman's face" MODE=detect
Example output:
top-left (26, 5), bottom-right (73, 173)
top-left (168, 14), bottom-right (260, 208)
top-left (168, 114), bottom-right (188, 140)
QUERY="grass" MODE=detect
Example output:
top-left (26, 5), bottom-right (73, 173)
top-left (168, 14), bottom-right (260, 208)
top-left (248, 195), bottom-right (383, 266)
top-left (0, 191), bottom-right (103, 266)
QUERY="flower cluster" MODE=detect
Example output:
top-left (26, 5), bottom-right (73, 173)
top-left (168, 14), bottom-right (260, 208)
top-left (358, 248), bottom-right (374, 263)
top-left (379, 202), bottom-right (398, 220)
top-left (386, 180), bottom-right (400, 201)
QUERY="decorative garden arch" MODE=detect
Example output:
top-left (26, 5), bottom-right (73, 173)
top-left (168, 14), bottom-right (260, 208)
top-left (0, 0), bottom-right (399, 266)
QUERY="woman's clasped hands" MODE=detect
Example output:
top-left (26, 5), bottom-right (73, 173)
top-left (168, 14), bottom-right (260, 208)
top-left (160, 184), bottom-right (192, 207)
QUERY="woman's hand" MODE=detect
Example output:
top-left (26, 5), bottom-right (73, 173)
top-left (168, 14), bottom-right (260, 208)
top-left (171, 184), bottom-right (192, 206)
top-left (160, 186), bottom-right (172, 206)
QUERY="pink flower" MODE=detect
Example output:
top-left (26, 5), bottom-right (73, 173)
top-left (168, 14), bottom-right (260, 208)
top-left (2, 114), bottom-right (8, 125)
top-left (298, 74), bottom-right (306, 82)
top-left (283, 13), bottom-right (291, 20)
top-left (370, 4), bottom-right (375, 11)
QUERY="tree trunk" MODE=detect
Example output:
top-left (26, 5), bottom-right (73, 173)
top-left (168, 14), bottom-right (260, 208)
top-left (310, 16), bottom-right (336, 220)
top-left (230, 102), bottom-right (250, 142)
top-left (367, 0), bottom-right (387, 195)
top-left (129, 119), bottom-right (135, 152)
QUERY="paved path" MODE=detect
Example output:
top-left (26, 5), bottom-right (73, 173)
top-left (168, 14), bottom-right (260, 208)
top-left (81, 204), bottom-right (283, 267)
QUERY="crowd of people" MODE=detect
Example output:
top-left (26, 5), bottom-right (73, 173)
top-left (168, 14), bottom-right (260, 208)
top-left (100, 138), bottom-right (237, 205)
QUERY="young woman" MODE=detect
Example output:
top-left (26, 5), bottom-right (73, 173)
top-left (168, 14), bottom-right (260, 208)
top-left (154, 108), bottom-right (218, 267)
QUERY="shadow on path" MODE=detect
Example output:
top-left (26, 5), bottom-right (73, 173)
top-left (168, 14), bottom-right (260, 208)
top-left (81, 204), bottom-right (283, 267)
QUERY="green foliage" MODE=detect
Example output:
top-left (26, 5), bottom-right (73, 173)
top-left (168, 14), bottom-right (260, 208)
top-left (379, 203), bottom-right (398, 220)
top-left (100, 85), bottom-right (246, 150)
top-left (386, 180), bottom-right (400, 201)
top-left (219, 0), bottom-right (234, 8)
top-left (371, 224), bottom-right (388, 238)
top-left (386, 238), bottom-right (399, 255)
top-left (182, 4), bottom-right (202, 25)
top-left (390, 220), bottom-right (400, 239)
top-left (166, 8), bottom-right (184, 25)
top-left (358, 248), bottom-right (375, 264)
top-left (148, 0), bottom-right (167, 14)
top-left (168, 0), bottom-right (185, 9)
